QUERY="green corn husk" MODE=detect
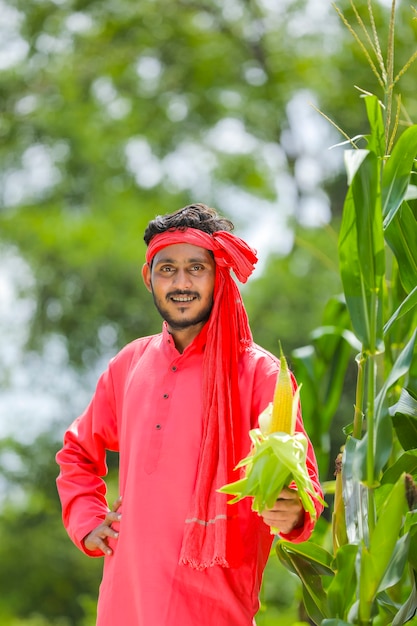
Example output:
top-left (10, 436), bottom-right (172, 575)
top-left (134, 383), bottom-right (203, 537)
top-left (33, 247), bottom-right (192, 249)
top-left (219, 428), bottom-right (322, 519)
top-left (219, 367), bottom-right (325, 523)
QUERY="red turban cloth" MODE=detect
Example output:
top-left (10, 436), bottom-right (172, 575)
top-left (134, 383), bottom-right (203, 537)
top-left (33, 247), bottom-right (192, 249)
top-left (145, 228), bottom-right (258, 569)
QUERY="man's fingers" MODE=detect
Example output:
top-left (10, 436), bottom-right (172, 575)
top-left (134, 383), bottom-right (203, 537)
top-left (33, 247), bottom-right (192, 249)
top-left (269, 499), bottom-right (300, 513)
top-left (111, 495), bottom-right (122, 512)
top-left (276, 487), bottom-right (299, 502)
top-left (84, 528), bottom-right (117, 555)
top-left (83, 497), bottom-right (122, 555)
top-left (84, 518), bottom-right (120, 555)
top-left (101, 522), bottom-right (120, 538)
top-left (105, 510), bottom-right (122, 524)
top-left (260, 488), bottom-right (305, 533)
top-left (91, 535), bottom-right (113, 556)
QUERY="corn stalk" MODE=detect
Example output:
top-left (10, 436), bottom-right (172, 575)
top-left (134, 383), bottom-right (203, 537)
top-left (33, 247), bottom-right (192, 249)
top-left (276, 2), bottom-right (417, 624)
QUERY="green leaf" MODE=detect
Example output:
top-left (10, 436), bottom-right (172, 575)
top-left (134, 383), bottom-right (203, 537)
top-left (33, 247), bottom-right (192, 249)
top-left (310, 326), bottom-right (360, 424)
top-left (244, 449), bottom-right (271, 493)
top-left (384, 285), bottom-right (417, 334)
top-left (352, 151), bottom-right (385, 290)
top-left (344, 149), bottom-right (369, 185)
top-left (218, 477), bottom-right (249, 500)
top-left (218, 431), bottom-right (323, 514)
top-left (302, 587), bottom-right (330, 626)
top-left (385, 201), bottom-right (417, 293)
top-left (375, 328), bottom-right (417, 421)
top-left (405, 512), bottom-right (417, 572)
top-left (378, 533), bottom-right (410, 591)
top-left (255, 451), bottom-right (291, 511)
top-left (262, 454), bottom-right (292, 509)
top-left (276, 540), bottom-right (333, 623)
top-left (327, 544), bottom-right (358, 619)
top-left (381, 450), bottom-right (417, 485)
top-left (338, 151), bottom-right (384, 348)
top-left (268, 433), bottom-right (323, 516)
top-left (394, 387), bottom-right (417, 416)
top-left (375, 590), bottom-right (400, 621)
top-left (310, 325), bottom-right (362, 352)
top-left (382, 124), bottom-right (417, 226)
top-left (375, 409), bottom-right (394, 477)
top-left (364, 94), bottom-right (385, 158)
top-left (338, 184), bottom-right (372, 347)
top-left (359, 475), bottom-right (408, 618)
top-left (391, 569), bottom-right (417, 626)
top-left (276, 539), bottom-right (335, 575)
top-left (406, 184), bottom-right (417, 201)
top-left (348, 415), bottom-right (391, 488)
top-left (391, 388), bottom-right (417, 450)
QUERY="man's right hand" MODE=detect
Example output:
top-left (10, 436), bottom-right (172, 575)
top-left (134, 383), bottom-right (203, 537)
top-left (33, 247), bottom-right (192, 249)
top-left (83, 496), bottom-right (122, 556)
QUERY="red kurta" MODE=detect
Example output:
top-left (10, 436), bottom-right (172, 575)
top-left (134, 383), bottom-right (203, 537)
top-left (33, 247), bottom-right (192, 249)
top-left (56, 323), bottom-right (322, 625)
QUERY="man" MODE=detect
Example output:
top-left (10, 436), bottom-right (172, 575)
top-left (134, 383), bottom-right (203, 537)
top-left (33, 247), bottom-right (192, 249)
top-left (56, 203), bottom-right (323, 626)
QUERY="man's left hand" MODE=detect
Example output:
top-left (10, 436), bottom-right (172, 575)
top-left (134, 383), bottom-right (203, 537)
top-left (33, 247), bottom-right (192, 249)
top-left (260, 487), bottom-right (304, 534)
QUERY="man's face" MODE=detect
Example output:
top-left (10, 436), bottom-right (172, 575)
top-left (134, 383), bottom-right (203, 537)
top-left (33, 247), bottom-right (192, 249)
top-left (142, 243), bottom-right (216, 331)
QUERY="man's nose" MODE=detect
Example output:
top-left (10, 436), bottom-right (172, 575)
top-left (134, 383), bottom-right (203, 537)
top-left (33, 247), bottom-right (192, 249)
top-left (173, 269), bottom-right (192, 288)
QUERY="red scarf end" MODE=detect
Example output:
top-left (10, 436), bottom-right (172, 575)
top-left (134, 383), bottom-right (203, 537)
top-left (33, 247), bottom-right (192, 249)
top-left (179, 555), bottom-right (230, 570)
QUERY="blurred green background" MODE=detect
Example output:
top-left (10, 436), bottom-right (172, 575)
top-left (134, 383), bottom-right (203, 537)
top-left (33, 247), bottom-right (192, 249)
top-left (1, 0), bottom-right (416, 624)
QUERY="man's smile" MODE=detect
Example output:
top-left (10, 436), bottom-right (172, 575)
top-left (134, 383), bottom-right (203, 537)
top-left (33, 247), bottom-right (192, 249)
top-left (168, 292), bottom-right (199, 303)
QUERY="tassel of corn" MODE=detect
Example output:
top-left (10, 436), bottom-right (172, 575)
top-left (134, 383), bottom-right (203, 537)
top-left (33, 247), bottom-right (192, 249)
top-left (269, 341), bottom-right (295, 435)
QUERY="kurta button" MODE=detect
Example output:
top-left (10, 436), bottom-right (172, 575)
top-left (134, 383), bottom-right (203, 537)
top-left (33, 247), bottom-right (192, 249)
top-left (171, 366), bottom-right (177, 371)
top-left (155, 424), bottom-right (162, 430)
top-left (163, 393), bottom-right (169, 399)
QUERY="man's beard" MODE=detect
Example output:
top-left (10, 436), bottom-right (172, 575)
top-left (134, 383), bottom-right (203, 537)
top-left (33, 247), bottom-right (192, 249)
top-left (151, 290), bottom-right (213, 330)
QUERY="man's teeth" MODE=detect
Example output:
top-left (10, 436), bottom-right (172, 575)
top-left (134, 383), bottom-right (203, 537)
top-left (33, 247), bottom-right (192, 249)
top-left (172, 296), bottom-right (194, 302)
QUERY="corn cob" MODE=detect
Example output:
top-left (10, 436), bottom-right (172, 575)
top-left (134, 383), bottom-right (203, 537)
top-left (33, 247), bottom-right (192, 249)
top-left (259, 341), bottom-right (298, 437)
top-left (269, 341), bottom-right (295, 435)
top-left (219, 342), bottom-right (325, 521)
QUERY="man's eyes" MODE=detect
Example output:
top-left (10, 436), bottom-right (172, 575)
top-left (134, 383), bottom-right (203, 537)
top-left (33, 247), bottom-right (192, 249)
top-left (159, 264), bottom-right (205, 272)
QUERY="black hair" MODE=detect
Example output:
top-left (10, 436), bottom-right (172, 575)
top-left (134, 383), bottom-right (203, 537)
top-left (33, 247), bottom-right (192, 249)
top-left (143, 203), bottom-right (234, 245)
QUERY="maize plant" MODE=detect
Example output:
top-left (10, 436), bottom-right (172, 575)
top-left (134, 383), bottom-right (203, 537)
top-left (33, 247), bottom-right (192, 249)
top-left (219, 343), bottom-right (324, 524)
top-left (275, 3), bottom-right (417, 625)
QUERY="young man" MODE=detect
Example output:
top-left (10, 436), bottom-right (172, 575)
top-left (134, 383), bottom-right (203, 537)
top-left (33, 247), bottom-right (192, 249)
top-left (56, 203), bottom-right (323, 626)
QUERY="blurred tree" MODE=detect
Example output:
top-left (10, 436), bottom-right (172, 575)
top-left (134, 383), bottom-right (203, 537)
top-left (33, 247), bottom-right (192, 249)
top-left (245, 223), bottom-right (341, 355)
top-left (1, 0), bottom-right (416, 624)
top-left (1, 0), bottom-right (416, 366)
top-left (0, 435), bottom-right (108, 624)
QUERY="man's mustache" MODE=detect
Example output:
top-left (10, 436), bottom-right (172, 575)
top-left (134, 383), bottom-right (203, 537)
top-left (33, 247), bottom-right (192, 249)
top-left (166, 290), bottom-right (200, 300)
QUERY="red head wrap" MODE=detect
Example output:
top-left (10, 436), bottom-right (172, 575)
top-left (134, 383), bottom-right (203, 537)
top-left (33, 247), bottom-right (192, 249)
top-left (146, 228), bottom-right (257, 284)
top-left (146, 228), bottom-right (258, 569)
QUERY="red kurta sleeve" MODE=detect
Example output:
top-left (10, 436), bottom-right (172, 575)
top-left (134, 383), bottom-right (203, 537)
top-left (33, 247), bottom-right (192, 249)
top-left (56, 365), bottom-right (119, 556)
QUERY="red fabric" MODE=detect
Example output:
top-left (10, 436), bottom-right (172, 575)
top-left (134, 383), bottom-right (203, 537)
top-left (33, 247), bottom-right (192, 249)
top-left (145, 229), bottom-right (258, 284)
top-left (56, 329), bottom-right (323, 625)
top-left (146, 228), bottom-right (258, 569)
